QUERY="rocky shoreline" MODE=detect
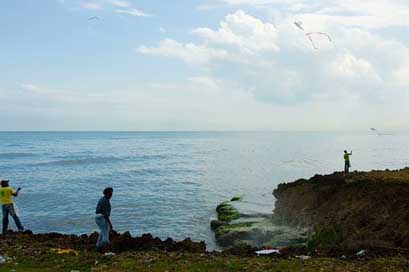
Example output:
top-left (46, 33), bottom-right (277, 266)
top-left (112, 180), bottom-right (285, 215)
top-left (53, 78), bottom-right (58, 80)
top-left (212, 168), bottom-right (409, 254)
top-left (1, 230), bottom-right (409, 271)
top-left (3, 168), bottom-right (409, 271)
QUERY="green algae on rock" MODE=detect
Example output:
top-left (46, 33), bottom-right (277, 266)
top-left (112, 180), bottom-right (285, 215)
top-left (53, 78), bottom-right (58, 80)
top-left (211, 198), bottom-right (308, 248)
top-left (230, 195), bottom-right (244, 202)
top-left (216, 201), bottom-right (240, 222)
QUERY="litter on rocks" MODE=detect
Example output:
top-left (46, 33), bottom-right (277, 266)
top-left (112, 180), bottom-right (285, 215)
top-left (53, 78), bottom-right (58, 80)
top-left (104, 252), bottom-right (116, 257)
top-left (296, 255), bottom-right (311, 260)
top-left (0, 255), bottom-right (12, 264)
top-left (50, 248), bottom-right (79, 256)
top-left (356, 250), bottom-right (366, 257)
top-left (255, 249), bottom-right (280, 256)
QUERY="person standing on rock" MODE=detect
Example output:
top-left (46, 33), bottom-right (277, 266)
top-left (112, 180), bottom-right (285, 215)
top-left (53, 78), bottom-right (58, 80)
top-left (344, 150), bottom-right (352, 173)
top-left (0, 180), bottom-right (24, 234)
top-left (95, 187), bottom-right (114, 252)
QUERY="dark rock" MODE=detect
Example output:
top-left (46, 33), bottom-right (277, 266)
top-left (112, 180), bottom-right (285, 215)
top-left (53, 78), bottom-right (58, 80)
top-left (273, 168), bottom-right (409, 250)
top-left (210, 220), bottom-right (224, 231)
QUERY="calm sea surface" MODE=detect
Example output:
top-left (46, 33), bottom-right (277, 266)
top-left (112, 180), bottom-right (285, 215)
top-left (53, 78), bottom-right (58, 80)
top-left (0, 131), bottom-right (408, 249)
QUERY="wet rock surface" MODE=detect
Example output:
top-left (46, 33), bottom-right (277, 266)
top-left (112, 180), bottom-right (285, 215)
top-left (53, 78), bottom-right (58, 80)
top-left (211, 199), bottom-right (308, 248)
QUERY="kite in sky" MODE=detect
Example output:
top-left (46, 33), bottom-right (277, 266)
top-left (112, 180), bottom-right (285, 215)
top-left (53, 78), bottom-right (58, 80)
top-left (294, 21), bottom-right (332, 50)
top-left (88, 16), bottom-right (100, 21)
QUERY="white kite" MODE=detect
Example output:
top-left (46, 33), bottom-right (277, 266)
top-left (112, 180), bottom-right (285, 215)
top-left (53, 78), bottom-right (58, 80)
top-left (294, 21), bottom-right (332, 50)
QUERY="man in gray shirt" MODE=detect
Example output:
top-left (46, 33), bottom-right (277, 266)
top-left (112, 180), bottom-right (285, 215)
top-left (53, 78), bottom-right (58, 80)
top-left (95, 187), bottom-right (113, 252)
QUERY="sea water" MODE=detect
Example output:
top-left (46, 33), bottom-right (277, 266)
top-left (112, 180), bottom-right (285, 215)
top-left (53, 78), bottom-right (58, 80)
top-left (0, 131), bottom-right (408, 250)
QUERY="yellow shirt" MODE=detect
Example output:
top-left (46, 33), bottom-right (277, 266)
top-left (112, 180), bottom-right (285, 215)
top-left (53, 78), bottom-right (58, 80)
top-left (0, 187), bottom-right (15, 205)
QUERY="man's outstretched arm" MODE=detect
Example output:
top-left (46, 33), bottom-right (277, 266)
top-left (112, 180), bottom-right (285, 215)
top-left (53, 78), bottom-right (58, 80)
top-left (12, 187), bottom-right (21, 197)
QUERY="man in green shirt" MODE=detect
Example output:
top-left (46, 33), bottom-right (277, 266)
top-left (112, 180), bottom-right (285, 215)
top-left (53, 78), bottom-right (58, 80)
top-left (344, 150), bottom-right (352, 173)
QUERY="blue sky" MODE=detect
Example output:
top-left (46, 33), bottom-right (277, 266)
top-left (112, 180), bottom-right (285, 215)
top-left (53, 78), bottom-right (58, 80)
top-left (1, 0), bottom-right (409, 130)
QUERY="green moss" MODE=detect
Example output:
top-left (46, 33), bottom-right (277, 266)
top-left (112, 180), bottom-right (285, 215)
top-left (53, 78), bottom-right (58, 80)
top-left (216, 201), bottom-right (240, 222)
top-left (230, 195), bottom-right (244, 202)
top-left (307, 226), bottom-right (344, 250)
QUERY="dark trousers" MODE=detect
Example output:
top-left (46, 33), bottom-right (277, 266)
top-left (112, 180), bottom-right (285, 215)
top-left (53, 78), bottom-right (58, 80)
top-left (2, 204), bottom-right (24, 233)
top-left (344, 161), bottom-right (351, 173)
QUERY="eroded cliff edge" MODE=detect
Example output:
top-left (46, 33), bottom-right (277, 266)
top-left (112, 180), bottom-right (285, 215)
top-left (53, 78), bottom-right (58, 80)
top-left (273, 168), bottom-right (409, 250)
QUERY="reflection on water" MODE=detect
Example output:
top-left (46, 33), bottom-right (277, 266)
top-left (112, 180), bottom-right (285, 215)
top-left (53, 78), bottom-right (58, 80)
top-left (0, 131), bottom-right (409, 250)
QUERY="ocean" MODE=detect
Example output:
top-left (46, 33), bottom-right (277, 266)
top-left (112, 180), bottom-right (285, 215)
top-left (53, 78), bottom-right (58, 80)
top-left (0, 131), bottom-right (408, 250)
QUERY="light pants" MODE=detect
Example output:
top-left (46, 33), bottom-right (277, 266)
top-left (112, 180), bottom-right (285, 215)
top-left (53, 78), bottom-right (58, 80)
top-left (95, 214), bottom-right (110, 250)
top-left (2, 204), bottom-right (24, 234)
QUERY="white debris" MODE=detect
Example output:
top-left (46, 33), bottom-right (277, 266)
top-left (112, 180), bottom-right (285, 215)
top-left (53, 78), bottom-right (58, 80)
top-left (104, 252), bottom-right (116, 257)
top-left (356, 249), bottom-right (366, 256)
top-left (296, 255), bottom-right (312, 260)
top-left (0, 255), bottom-right (8, 264)
top-left (255, 249), bottom-right (280, 256)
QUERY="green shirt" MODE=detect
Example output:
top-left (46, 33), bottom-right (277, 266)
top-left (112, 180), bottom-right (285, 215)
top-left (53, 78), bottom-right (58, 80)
top-left (344, 153), bottom-right (350, 161)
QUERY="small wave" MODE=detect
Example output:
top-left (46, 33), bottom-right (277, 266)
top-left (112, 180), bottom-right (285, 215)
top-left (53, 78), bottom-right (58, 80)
top-left (129, 168), bottom-right (200, 177)
top-left (32, 156), bottom-right (123, 167)
top-left (5, 144), bottom-right (24, 147)
top-left (136, 154), bottom-right (168, 161)
top-left (0, 152), bottom-right (36, 159)
top-left (129, 168), bottom-right (165, 176)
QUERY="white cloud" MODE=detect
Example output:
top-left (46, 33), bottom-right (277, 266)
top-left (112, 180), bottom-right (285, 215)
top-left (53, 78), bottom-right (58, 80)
top-left (137, 9), bottom-right (409, 121)
top-left (192, 10), bottom-right (279, 54)
top-left (207, 0), bottom-right (409, 29)
top-left (6, 2), bottom-right (409, 130)
top-left (108, 0), bottom-right (130, 8)
top-left (331, 53), bottom-right (382, 82)
top-left (78, 1), bottom-right (151, 18)
top-left (115, 8), bottom-right (151, 17)
top-left (21, 83), bottom-right (43, 92)
top-left (79, 2), bottom-right (102, 10)
top-left (137, 39), bottom-right (233, 64)
top-left (19, 83), bottom-right (108, 104)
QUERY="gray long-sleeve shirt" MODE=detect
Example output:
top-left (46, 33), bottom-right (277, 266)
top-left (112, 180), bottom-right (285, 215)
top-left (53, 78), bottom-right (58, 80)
top-left (96, 196), bottom-right (111, 216)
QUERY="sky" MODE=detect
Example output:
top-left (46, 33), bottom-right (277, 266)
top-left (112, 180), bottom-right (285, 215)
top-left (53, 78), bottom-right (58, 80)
top-left (1, 0), bottom-right (409, 131)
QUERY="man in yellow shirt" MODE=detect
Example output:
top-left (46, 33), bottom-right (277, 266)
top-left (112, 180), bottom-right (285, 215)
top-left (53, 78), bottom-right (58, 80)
top-left (1, 180), bottom-right (24, 234)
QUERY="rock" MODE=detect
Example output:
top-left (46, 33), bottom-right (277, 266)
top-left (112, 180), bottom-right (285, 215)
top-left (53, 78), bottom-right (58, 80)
top-left (216, 201), bottom-right (240, 222)
top-left (210, 220), bottom-right (224, 231)
top-left (0, 255), bottom-right (6, 264)
top-left (272, 168), bottom-right (409, 250)
top-left (356, 250), bottom-right (366, 257)
top-left (211, 197), bottom-right (308, 248)
top-left (230, 195), bottom-right (243, 202)
top-left (225, 243), bottom-right (255, 256)
top-left (0, 231), bottom-right (206, 254)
